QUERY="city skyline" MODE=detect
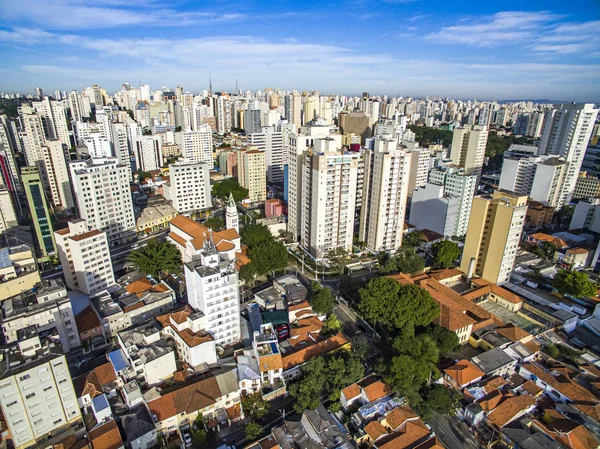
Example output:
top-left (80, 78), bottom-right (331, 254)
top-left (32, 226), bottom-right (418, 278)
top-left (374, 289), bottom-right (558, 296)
top-left (0, 0), bottom-right (599, 100)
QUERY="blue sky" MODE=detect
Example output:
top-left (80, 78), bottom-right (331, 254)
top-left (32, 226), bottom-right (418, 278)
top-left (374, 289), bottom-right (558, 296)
top-left (0, 0), bottom-right (599, 100)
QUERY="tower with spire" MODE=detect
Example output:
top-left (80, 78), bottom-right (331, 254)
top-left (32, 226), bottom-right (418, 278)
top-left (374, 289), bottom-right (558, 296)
top-left (209, 73), bottom-right (213, 97)
top-left (225, 192), bottom-right (239, 233)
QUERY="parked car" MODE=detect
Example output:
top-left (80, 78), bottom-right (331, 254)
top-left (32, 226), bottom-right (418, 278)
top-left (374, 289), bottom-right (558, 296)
top-left (182, 431), bottom-right (192, 447)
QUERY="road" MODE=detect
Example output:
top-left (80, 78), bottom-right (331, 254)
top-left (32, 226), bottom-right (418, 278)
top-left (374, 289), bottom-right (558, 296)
top-left (426, 413), bottom-right (483, 449)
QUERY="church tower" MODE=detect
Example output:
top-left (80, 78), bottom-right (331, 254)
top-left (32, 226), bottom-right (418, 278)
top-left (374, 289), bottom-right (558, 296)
top-left (225, 192), bottom-right (239, 233)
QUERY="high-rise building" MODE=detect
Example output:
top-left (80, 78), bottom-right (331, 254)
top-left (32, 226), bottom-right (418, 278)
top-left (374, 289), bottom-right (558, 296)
top-left (405, 144), bottom-right (431, 197)
top-left (134, 135), bottom-right (163, 172)
top-left (248, 126), bottom-right (284, 184)
top-left (181, 127), bottom-right (213, 166)
top-left (184, 236), bottom-right (241, 346)
top-left (244, 103), bottom-right (262, 134)
top-left (32, 98), bottom-right (70, 148)
top-left (359, 137), bottom-right (410, 252)
top-left (167, 160), bottom-right (212, 214)
top-left (338, 111), bottom-right (372, 144)
top-left (69, 157), bottom-right (135, 245)
top-left (239, 150), bottom-right (266, 202)
top-left (19, 108), bottom-right (46, 166)
top-left (0, 334), bottom-right (82, 449)
top-left (21, 166), bottom-right (56, 260)
top-left (301, 142), bottom-right (358, 259)
top-left (40, 140), bottom-right (74, 210)
top-left (55, 219), bottom-right (115, 296)
top-left (460, 190), bottom-right (528, 285)
top-left (82, 134), bottom-right (111, 158)
top-left (449, 124), bottom-right (488, 176)
top-left (538, 103), bottom-right (600, 205)
top-left (0, 185), bottom-right (17, 231)
top-left (111, 122), bottom-right (131, 167)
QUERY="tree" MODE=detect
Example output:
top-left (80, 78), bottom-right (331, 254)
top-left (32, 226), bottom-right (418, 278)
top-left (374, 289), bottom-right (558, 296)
top-left (127, 240), bottom-right (182, 279)
top-left (431, 240), bottom-right (461, 269)
top-left (137, 169), bottom-right (152, 182)
top-left (249, 241), bottom-right (288, 276)
top-left (175, 126), bottom-right (182, 132)
top-left (539, 241), bottom-right (557, 260)
top-left (379, 248), bottom-right (424, 274)
top-left (245, 422), bottom-right (262, 441)
top-left (212, 178), bottom-right (248, 203)
top-left (191, 428), bottom-right (207, 449)
top-left (309, 283), bottom-right (335, 315)
top-left (204, 217), bottom-right (224, 231)
top-left (241, 223), bottom-right (274, 248)
top-left (402, 231), bottom-right (424, 248)
top-left (324, 314), bottom-right (343, 333)
top-left (326, 247), bottom-right (350, 274)
top-left (553, 270), bottom-right (597, 298)
top-left (416, 385), bottom-right (460, 419)
top-left (543, 343), bottom-right (559, 359)
top-left (351, 335), bottom-right (370, 358)
top-left (242, 393), bottom-right (269, 419)
top-left (239, 263), bottom-right (257, 285)
top-left (426, 324), bottom-right (459, 353)
top-left (358, 278), bottom-right (439, 330)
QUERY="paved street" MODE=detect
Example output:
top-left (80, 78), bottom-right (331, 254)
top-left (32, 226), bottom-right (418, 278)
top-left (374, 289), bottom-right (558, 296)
top-left (426, 413), bottom-right (483, 449)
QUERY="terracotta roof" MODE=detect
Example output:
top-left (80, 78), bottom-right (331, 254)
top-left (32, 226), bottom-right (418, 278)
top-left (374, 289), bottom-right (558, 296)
top-left (444, 360), bottom-right (485, 387)
top-left (218, 228), bottom-right (241, 241)
top-left (341, 383), bottom-right (361, 401)
top-left (125, 278), bottom-right (153, 295)
top-left (363, 380), bottom-right (392, 402)
top-left (258, 435), bottom-right (280, 449)
top-left (568, 247), bottom-right (589, 255)
top-left (536, 414), bottom-right (600, 449)
top-left (216, 240), bottom-right (235, 251)
top-left (530, 233), bottom-right (568, 248)
top-left (496, 324), bottom-right (531, 342)
top-left (491, 286), bottom-right (523, 304)
top-left (282, 333), bottom-right (349, 371)
top-left (170, 215), bottom-right (240, 255)
top-left (258, 354), bottom-right (283, 372)
top-left (290, 316), bottom-right (323, 337)
top-left (156, 306), bottom-right (214, 347)
top-left (523, 340), bottom-right (540, 354)
top-left (168, 231), bottom-right (187, 247)
top-left (487, 394), bottom-right (536, 428)
top-left (429, 268), bottom-right (463, 281)
top-left (70, 229), bottom-right (103, 242)
top-left (365, 421), bottom-right (388, 441)
top-left (461, 285), bottom-right (492, 302)
top-left (94, 362), bottom-right (117, 388)
top-left (377, 419), bottom-right (432, 449)
top-left (88, 420), bottom-right (123, 449)
top-left (420, 229), bottom-right (444, 242)
top-left (148, 376), bottom-right (222, 422)
top-left (477, 390), bottom-right (506, 413)
top-left (75, 306), bottom-right (101, 335)
top-left (520, 380), bottom-right (543, 397)
top-left (385, 405), bottom-right (418, 430)
top-left (289, 300), bottom-right (311, 311)
top-left (414, 437), bottom-right (445, 449)
top-left (55, 228), bottom-right (70, 236)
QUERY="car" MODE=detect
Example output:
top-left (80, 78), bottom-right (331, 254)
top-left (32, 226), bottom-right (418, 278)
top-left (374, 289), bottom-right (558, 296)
top-left (182, 431), bottom-right (192, 446)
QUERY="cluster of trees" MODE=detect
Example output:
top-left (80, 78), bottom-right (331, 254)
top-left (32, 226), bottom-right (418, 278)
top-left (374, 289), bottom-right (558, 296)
top-left (212, 178), bottom-right (249, 203)
top-left (402, 231), bottom-right (424, 248)
top-left (431, 240), bottom-right (461, 269)
top-left (309, 282), bottom-right (335, 315)
top-left (408, 125), bottom-right (453, 147)
top-left (128, 240), bottom-right (182, 279)
top-left (137, 169), bottom-right (152, 182)
top-left (543, 343), bottom-right (583, 364)
top-left (522, 241), bottom-right (557, 261)
top-left (241, 393), bottom-right (269, 441)
top-left (239, 223), bottom-right (288, 285)
top-left (552, 269), bottom-right (597, 298)
top-left (204, 216), bottom-right (224, 231)
top-left (379, 248), bottom-right (424, 275)
top-left (288, 351), bottom-right (365, 413)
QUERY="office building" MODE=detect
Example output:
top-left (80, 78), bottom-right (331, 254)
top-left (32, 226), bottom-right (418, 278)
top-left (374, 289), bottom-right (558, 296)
top-left (184, 236), bottom-right (241, 346)
top-left (21, 166), bottom-right (56, 259)
top-left (181, 127), bottom-right (213, 166)
top-left (40, 140), bottom-right (74, 210)
top-left (166, 160), bottom-right (212, 214)
top-left (359, 137), bottom-right (411, 252)
top-left (0, 334), bottom-right (81, 449)
top-left (450, 124), bottom-right (488, 176)
top-left (581, 143), bottom-right (600, 178)
top-left (54, 219), bottom-right (115, 296)
top-left (69, 157), bottom-right (136, 245)
top-left (0, 185), bottom-right (17, 231)
top-left (460, 190), bottom-right (528, 285)
top-left (134, 135), bottom-right (163, 172)
top-left (248, 126), bottom-right (284, 184)
top-left (539, 103), bottom-right (600, 205)
top-left (301, 142), bottom-right (359, 259)
top-left (239, 150), bottom-right (266, 202)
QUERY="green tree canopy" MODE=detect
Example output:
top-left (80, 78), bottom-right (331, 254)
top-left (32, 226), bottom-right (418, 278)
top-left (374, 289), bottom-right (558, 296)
top-left (245, 422), bottom-right (263, 441)
top-left (431, 240), bottom-right (461, 269)
top-left (425, 324), bottom-right (460, 354)
top-left (241, 223), bottom-right (274, 248)
top-left (191, 427), bottom-right (207, 449)
top-left (249, 241), bottom-right (288, 276)
top-left (324, 314), bottom-right (343, 333)
top-left (204, 216), bottom-right (224, 231)
top-left (402, 231), bottom-right (424, 248)
top-left (212, 178), bottom-right (249, 203)
top-left (552, 269), bottom-right (597, 298)
top-left (358, 277), bottom-right (439, 330)
top-left (241, 393), bottom-right (269, 419)
top-left (379, 248), bottom-right (425, 275)
top-left (309, 283), bottom-right (335, 315)
top-left (127, 240), bottom-right (181, 279)
top-left (137, 169), bottom-right (152, 182)
top-left (408, 125), bottom-right (453, 147)
top-left (415, 385), bottom-right (461, 419)
top-left (239, 263), bottom-right (257, 285)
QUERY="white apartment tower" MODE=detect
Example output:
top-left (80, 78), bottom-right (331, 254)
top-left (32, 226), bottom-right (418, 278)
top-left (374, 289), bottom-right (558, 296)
top-left (539, 103), bottom-right (600, 205)
top-left (167, 160), bottom-right (212, 214)
top-left (134, 135), bottom-right (163, 172)
top-left (181, 126), bottom-right (213, 166)
top-left (19, 108), bottom-right (46, 166)
top-left (301, 140), bottom-right (358, 259)
top-left (55, 219), bottom-right (115, 296)
top-left (40, 140), bottom-right (74, 210)
top-left (248, 126), bottom-right (284, 184)
top-left (0, 186), bottom-right (17, 232)
top-left (184, 236), bottom-right (241, 346)
top-left (69, 157), bottom-right (136, 245)
top-left (450, 124), bottom-right (488, 176)
top-left (32, 98), bottom-right (70, 148)
top-left (83, 134), bottom-right (112, 158)
top-left (359, 137), bottom-right (411, 252)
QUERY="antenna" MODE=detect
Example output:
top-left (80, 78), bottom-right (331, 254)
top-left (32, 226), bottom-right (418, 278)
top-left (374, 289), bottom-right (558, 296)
top-left (236, 78), bottom-right (239, 95)
top-left (209, 73), bottom-right (213, 97)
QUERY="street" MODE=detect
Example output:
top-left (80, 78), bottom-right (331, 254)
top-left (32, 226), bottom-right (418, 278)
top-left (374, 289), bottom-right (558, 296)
top-left (426, 413), bottom-right (483, 449)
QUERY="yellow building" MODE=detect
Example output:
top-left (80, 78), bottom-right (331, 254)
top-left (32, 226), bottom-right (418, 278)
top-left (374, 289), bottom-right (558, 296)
top-left (460, 190), bottom-right (528, 285)
top-left (241, 150), bottom-right (266, 203)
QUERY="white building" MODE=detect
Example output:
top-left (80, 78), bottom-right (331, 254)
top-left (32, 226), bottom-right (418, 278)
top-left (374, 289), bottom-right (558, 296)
top-left (0, 336), bottom-right (81, 449)
top-left (69, 157), bottom-right (136, 245)
top-left (181, 126), bottom-right (213, 166)
top-left (40, 140), bottom-right (74, 210)
top-left (301, 141), bottom-right (359, 259)
top-left (359, 137), bottom-right (411, 252)
top-left (19, 108), bottom-right (46, 166)
top-left (166, 160), bottom-right (211, 214)
top-left (54, 219), bottom-right (115, 297)
top-left (111, 122), bottom-right (131, 167)
top-left (570, 198), bottom-right (600, 233)
top-left (450, 124), bottom-right (488, 175)
top-left (248, 126), bottom-right (284, 184)
top-left (1, 279), bottom-right (80, 352)
top-left (184, 236), bottom-right (241, 346)
top-left (406, 143), bottom-right (431, 196)
top-left (134, 135), bottom-right (163, 172)
top-left (539, 103), bottom-right (600, 205)
top-left (83, 134), bottom-right (112, 158)
top-left (0, 185), bottom-right (17, 232)
top-left (32, 97), bottom-right (70, 148)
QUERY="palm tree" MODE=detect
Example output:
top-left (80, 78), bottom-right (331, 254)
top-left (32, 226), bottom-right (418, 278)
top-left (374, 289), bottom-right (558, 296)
top-left (127, 240), bottom-right (182, 279)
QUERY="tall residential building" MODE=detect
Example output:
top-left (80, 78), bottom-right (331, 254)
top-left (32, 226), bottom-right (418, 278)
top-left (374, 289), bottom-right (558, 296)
top-left (69, 157), bottom-right (136, 245)
top-left (21, 166), bottom-right (56, 260)
top-left (55, 219), bottom-right (115, 296)
top-left (184, 236), bottom-right (241, 346)
top-left (286, 91), bottom-right (302, 131)
top-left (405, 144), bottom-right (431, 197)
top-left (167, 160), bottom-right (212, 214)
top-left (19, 109), bottom-right (46, 166)
top-left (32, 98), bottom-right (70, 147)
top-left (244, 103), bottom-right (262, 134)
top-left (111, 122), bottom-right (131, 167)
top-left (248, 126), bottom-right (284, 184)
top-left (538, 103), bottom-right (600, 205)
top-left (0, 335), bottom-right (82, 449)
top-left (181, 127), bottom-right (213, 166)
top-left (359, 137), bottom-right (411, 252)
top-left (449, 124), bottom-right (488, 176)
top-left (338, 111), bottom-right (372, 144)
top-left (40, 140), bottom-right (74, 210)
top-left (134, 135), bottom-right (163, 172)
top-left (240, 150), bottom-right (266, 202)
top-left (301, 142), bottom-right (358, 259)
top-left (0, 185), bottom-right (17, 231)
top-left (460, 190), bottom-right (528, 285)
top-left (82, 134), bottom-right (111, 158)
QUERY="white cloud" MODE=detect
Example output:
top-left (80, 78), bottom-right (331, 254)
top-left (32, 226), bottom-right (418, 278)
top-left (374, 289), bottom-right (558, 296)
top-left (0, 28), bottom-right (53, 43)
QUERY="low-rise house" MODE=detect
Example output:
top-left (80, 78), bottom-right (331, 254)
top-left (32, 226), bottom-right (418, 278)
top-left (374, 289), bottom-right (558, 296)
top-left (341, 375), bottom-right (392, 411)
top-left (120, 404), bottom-right (157, 449)
top-left (486, 394), bottom-right (537, 429)
top-left (74, 362), bottom-right (119, 409)
top-left (75, 305), bottom-right (104, 345)
top-left (281, 333), bottom-right (350, 380)
top-left (135, 203), bottom-right (178, 236)
top-left (443, 360), bottom-right (485, 390)
top-left (526, 233), bottom-right (568, 250)
top-left (471, 348), bottom-right (517, 377)
top-left (560, 247), bottom-right (590, 271)
top-left (88, 419), bottom-right (124, 449)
